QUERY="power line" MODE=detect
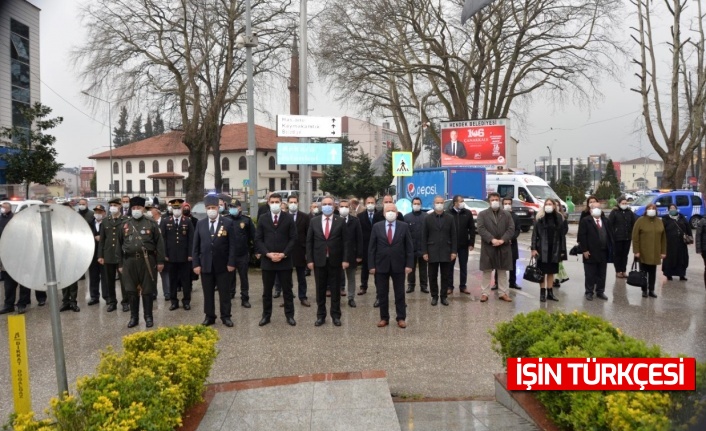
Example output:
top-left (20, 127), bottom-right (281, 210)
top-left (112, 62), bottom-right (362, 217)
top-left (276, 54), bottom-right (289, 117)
top-left (529, 110), bottom-right (642, 136)
top-left (33, 71), bottom-right (108, 127)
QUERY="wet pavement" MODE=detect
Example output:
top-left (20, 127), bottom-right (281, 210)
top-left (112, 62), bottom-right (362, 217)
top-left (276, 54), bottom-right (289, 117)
top-left (1, 224), bottom-right (705, 425)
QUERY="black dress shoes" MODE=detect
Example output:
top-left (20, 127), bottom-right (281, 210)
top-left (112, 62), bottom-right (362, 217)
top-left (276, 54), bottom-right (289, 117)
top-left (431, 297), bottom-right (438, 306)
top-left (0, 307), bottom-right (14, 314)
top-left (680, 277), bottom-right (688, 281)
top-left (421, 287), bottom-right (430, 293)
top-left (17, 305), bottom-right (26, 314)
top-left (106, 304), bottom-right (117, 312)
top-left (241, 300), bottom-right (251, 308)
top-left (596, 293), bottom-right (609, 300)
top-left (273, 291), bottom-right (282, 298)
top-left (373, 299), bottom-right (380, 308)
top-left (71, 305), bottom-right (80, 312)
top-left (585, 293), bottom-right (594, 301)
top-left (59, 304), bottom-right (71, 312)
top-left (88, 298), bottom-right (100, 306)
top-left (183, 303), bottom-right (191, 310)
top-left (38, 299), bottom-right (46, 306)
top-left (145, 317), bottom-right (154, 328)
top-left (348, 299), bottom-right (356, 307)
top-left (509, 284), bottom-right (522, 290)
top-left (122, 304), bottom-right (130, 312)
top-left (441, 298), bottom-right (449, 306)
top-left (333, 318), bottom-right (342, 326)
top-left (406, 286), bottom-right (414, 293)
top-left (127, 317), bottom-right (139, 328)
top-left (491, 285), bottom-right (498, 291)
top-left (258, 317), bottom-right (271, 327)
top-left (315, 318), bottom-right (325, 327)
top-left (642, 290), bottom-right (649, 298)
top-left (202, 318), bottom-right (216, 326)
top-left (222, 318), bottom-right (234, 327)
top-left (287, 317), bottom-right (296, 326)
top-left (169, 303), bottom-right (179, 311)
top-left (648, 291), bottom-right (658, 298)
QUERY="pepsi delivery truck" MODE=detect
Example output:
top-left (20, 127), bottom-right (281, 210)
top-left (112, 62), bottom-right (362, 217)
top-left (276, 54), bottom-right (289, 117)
top-left (400, 168), bottom-right (487, 209)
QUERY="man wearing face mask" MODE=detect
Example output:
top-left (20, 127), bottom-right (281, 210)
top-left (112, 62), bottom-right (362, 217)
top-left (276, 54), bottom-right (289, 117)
top-left (404, 197), bottom-right (429, 294)
top-left (447, 195), bottom-right (476, 295)
top-left (147, 203), bottom-right (170, 301)
top-left (117, 196), bottom-right (166, 328)
top-left (477, 193), bottom-right (515, 303)
top-left (339, 199), bottom-right (363, 306)
top-left (422, 196), bottom-right (457, 306)
top-left (495, 197), bottom-right (521, 290)
top-left (120, 195), bottom-right (131, 216)
top-left (282, 195), bottom-right (310, 307)
top-left (608, 196), bottom-right (638, 278)
top-left (349, 197), bottom-right (360, 215)
top-left (77, 198), bottom-right (94, 224)
top-left (87, 205), bottom-right (106, 306)
top-left (309, 202), bottom-right (320, 217)
top-left (369, 203), bottom-right (414, 328)
top-left (162, 199), bottom-right (194, 311)
top-left (358, 196), bottom-right (384, 295)
top-left (98, 198), bottom-right (130, 312)
top-left (578, 201), bottom-right (614, 301)
top-left (306, 196), bottom-right (350, 326)
top-left (0, 202), bottom-right (31, 315)
top-left (225, 199), bottom-right (257, 307)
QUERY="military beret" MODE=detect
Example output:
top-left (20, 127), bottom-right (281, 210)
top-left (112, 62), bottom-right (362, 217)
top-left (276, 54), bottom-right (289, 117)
top-left (108, 198), bottom-right (121, 205)
top-left (129, 196), bottom-right (146, 208)
top-left (93, 204), bottom-right (106, 212)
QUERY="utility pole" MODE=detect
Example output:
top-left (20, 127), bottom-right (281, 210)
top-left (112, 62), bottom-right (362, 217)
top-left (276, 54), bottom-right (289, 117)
top-left (299, 0), bottom-right (311, 211)
top-left (244, 0), bottom-right (258, 216)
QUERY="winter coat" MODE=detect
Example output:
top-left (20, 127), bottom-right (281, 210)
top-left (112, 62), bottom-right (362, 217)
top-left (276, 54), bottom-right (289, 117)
top-left (447, 207), bottom-right (476, 249)
top-left (577, 214), bottom-right (614, 264)
top-left (696, 218), bottom-right (706, 254)
top-left (531, 213), bottom-right (567, 264)
top-left (422, 212), bottom-right (457, 263)
top-left (476, 208), bottom-right (515, 271)
top-left (608, 207), bottom-right (638, 242)
top-left (631, 216), bottom-right (667, 266)
top-left (404, 210), bottom-right (427, 257)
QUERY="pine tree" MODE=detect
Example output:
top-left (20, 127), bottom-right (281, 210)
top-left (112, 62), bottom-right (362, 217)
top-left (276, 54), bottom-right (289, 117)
top-left (376, 143), bottom-right (395, 195)
top-left (113, 106), bottom-right (130, 147)
top-left (129, 114), bottom-right (144, 143)
top-left (350, 152), bottom-right (379, 198)
top-left (144, 113), bottom-right (154, 138)
top-left (152, 112), bottom-right (165, 135)
top-left (320, 136), bottom-right (359, 196)
top-left (596, 159), bottom-right (621, 200)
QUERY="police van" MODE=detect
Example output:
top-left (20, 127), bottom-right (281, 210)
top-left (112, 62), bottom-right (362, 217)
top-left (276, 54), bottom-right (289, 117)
top-left (630, 190), bottom-right (704, 228)
top-left (486, 173), bottom-right (567, 213)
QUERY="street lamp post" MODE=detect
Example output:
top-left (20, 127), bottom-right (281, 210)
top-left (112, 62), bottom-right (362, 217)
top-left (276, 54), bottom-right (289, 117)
top-left (546, 146), bottom-right (552, 182)
top-left (82, 92), bottom-right (114, 198)
top-left (238, 0), bottom-right (259, 216)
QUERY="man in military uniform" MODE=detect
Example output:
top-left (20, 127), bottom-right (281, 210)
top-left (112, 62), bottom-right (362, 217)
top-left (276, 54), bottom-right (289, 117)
top-left (162, 198), bottom-right (194, 311)
top-left (118, 196), bottom-right (165, 328)
top-left (224, 198), bottom-right (255, 308)
top-left (98, 198), bottom-right (130, 312)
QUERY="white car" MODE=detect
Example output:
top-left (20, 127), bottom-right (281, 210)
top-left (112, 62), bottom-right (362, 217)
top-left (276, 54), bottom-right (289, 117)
top-left (0, 200), bottom-right (44, 213)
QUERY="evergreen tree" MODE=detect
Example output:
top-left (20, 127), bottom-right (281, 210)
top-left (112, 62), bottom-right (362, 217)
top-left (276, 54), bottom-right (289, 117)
top-left (113, 106), bottom-right (130, 147)
top-left (152, 112), bottom-right (165, 135)
top-left (144, 113), bottom-right (154, 138)
top-left (320, 136), bottom-right (359, 196)
top-left (595, 159), bottom-right (621, 200)
top-left (574, 160), bottom-right (591, 193)
top-left (350, 152), bottom-right (379, 198)
top-left (375, 143), bottom-right (396, 195)
top-left (129, 114), bottom-right (144, 143)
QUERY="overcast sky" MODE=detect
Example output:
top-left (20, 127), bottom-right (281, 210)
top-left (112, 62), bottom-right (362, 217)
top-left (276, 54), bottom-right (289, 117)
top-left (29, 0), bottom-right (669, 172)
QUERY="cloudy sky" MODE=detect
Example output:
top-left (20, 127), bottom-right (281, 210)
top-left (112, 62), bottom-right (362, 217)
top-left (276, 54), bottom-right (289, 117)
top-left (28, 0), bottom-right (672, 172)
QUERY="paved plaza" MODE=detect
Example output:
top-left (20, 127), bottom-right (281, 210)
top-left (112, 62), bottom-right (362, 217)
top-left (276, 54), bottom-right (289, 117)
top-left (1, 224), bottom-right (705, 426)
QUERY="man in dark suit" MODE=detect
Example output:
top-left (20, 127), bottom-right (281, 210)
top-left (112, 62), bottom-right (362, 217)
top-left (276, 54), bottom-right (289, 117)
top-left (287, 195), bottom-right (311, 307)
top-left (358, 196), bottom-right (383, 295)
top-left (443, 130), bottom-right (467, 158)
top-left (98, 198), bottom-right (129, 312)
top-left (193, 195), bottom-right (237, 327)
top-left (338, 199), bottom-right (363, 307)
top-left (225, 199), bottom-right (256, 307)
top-left (422, 196), bottom-right (457, 306)
top-left (369, 203), bottom-right (414, 328)
top-left (307, 196), bottom-right (350, 326)
top-left (578, 207), bottom-right (614, 301)
top-left (87, 204), bottom-right (106, 306)
top-left (255, 193), bottom-right (297, 326)
top-left (448, 195), bottom-right (476, 295)
top-left (162, 198), bottom-right (195, 311)
top-left (496, 197), bottom-right (521, 289)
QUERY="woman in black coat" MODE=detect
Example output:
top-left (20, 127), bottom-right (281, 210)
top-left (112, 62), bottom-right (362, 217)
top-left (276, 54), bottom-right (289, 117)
top-left (608, 196), bottom-right (637, 278)
top-left (531, 198), bottom-right (567, 302)
top-left (661, 203), bottom-right (691, 281)
top-left (695, 218), bottom-right (706, 286)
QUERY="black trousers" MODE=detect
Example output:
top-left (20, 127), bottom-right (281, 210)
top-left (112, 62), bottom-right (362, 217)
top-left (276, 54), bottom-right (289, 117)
top-left (640, 263), bottom-right (657, 292)
top-left (315, 262), bottom-right (342, 320)
top-left (584, 261), bottom-right (608, 294)
top-left (407, 255), bottom-right (428, 289)
top-left (360, 253), bottom-right (371, 289)
top-left (376, 272), bottom-right (406, 322)
top-left (293, 266), bottom-right (307, 300)
top-left (428, 262), bottom-right (451, 299)
top-left (614, 240), bottom-right (631, 273)
top-left (230, 255), bottom-right (250, 301)
top-left (61, 281), bottom-right (79, 306)
top-left (102, 263), bottom-right (128, 305)
top-left (450, 247), bottom-right (469, 289)
top-left (262, 269), bottom-right (294, 318)
top-left (88, 259), bottom-right (102, 301)
top-left (3, 271), bottom-right (29, 307)
top-left (168, 261), bottom-right (192, 304)
top-left (201, 271), bottom-right (232, 319)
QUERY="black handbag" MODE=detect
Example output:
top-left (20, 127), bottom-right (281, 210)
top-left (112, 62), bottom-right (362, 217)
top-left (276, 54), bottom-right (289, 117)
top-left (626, 260), bottom-right (648, 288)
top-left (523, 257), bottom-right (544, 283)
top-left (569, 244), bottom-right (580, 256)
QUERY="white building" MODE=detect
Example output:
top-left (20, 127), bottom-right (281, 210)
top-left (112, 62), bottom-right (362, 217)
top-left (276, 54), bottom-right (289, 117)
top-left (621, 156), bottom-right (663, 191)
top-left (341, 116), bottom-right (400, 159)
top-left (89, 123), bottom-right (324, 198)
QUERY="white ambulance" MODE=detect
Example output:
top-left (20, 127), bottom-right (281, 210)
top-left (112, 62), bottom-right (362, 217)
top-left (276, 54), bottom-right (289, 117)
top-left (486, 173), bottom-right (567, 212)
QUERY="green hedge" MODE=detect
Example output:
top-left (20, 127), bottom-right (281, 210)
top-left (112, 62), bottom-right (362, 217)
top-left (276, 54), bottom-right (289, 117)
top-left (7, 325), bottom-right (219, 431)
top-left (490, 310), bottom-right (706, 431)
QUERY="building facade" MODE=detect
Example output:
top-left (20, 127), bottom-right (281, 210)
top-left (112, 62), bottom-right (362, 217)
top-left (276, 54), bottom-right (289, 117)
top-left (621, 157), bottom-right (663, 191)
top-left (341, 117), bottom-right (400, 160)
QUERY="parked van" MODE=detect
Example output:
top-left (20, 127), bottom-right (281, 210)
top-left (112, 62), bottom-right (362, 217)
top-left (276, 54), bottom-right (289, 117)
top-left (630, 190), bottom-right (704, 228)
top-left (0, 199), bottom-right (43, 213)
top-left (486, 173), bottom-right (566, 212)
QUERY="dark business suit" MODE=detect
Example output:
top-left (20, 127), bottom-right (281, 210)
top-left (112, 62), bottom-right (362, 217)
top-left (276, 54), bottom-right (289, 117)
top-left (369, 220), bottom-right (414, 322)
top-left (192, 216), bottom-right (237, 320)
top-left (88, 218), bottom-right (104, 302)
top-left (496, 211), bottom-right (521, 286)
top-left (422, 212), bottom-right (457, 300)
top-left (341, 215), bottom-right (364, 296)
top-left (443, 140), bottom-right (467, 158)
top-left (256, 211), bottom-right (297, 319)
top-left (162, 215), bottom-right (195, 307)
top-left (307, 214), bottom-right (350, 320)
top-left (578, 215), bottom-right (614, 296)
top-left (358, 210), bottom-right (384, 291)
top-left (290, 211), bottom-right (310, 300)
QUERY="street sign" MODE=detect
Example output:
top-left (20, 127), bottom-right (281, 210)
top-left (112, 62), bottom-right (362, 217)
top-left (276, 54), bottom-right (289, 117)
top-left (277, 115), bottom-right (342, 138)
top-left (245, 150), bottom-right (255, 156)
top-left (392, 152), bottom-right (413, 177)
top-left (277, 143), bottom-right (342, 165)
top-left (243, 179), bottom-right (250, 187)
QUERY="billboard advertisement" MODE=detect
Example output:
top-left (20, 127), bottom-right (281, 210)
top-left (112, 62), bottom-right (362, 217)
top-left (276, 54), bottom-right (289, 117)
top-left (439, 119), bottom-right (508, 168)
top-left (401, 169), bottom-right (447, 209)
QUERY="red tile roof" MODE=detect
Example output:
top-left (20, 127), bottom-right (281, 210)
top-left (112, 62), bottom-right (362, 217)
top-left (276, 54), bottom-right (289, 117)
top-left (89, 123), bottom-right (288, 160)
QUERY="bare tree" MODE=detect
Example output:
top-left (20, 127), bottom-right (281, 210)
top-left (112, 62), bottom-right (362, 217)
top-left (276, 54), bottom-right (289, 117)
top-left (631, 0), bottom-right (706, 189)
top-left (314, 0), bottom-right (622, 155)
top-left (74, 0), bottom-right (294, 202)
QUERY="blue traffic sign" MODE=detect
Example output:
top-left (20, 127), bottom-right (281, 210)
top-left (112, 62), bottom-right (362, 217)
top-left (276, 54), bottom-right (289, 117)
top-left (276, 143), bottom-right (342, 165)
top-left (243, 179), bottom-right (250, 187)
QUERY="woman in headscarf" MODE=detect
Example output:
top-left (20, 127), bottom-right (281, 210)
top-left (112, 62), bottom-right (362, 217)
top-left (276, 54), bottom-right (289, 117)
top-left (661, 203), bottom-right (691, 281)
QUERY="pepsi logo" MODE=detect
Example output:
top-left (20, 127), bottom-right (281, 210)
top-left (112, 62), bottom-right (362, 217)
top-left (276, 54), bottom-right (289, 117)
top-left (407, 183), bottom-right (415, 197)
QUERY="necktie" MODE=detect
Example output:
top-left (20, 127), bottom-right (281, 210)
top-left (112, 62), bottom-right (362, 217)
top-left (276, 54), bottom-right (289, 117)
top-left (324, 217), bottom-right (330, 239)
top-left (453, 142), bottom-right (456, 155)
top-left (274, 214), bottom-right (278, 226)
top-left (387, 223), bottom-right (393, 244)
top-left (369, 212), bottom-right (373, 223)
top-left (210, 221), bottom-right (215, 235)
top-left (596, 219), bottom-right (601, 229)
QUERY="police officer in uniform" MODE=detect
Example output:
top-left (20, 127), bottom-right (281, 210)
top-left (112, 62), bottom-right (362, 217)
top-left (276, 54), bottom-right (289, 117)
top-left (224, 198), bottom-right (256, 308)
top-left (118, 196), bottom-right (165, 328)
top-left (98, 198), bottom-right (130, 312)
top-left (162, 198), bottom-right (194, 311)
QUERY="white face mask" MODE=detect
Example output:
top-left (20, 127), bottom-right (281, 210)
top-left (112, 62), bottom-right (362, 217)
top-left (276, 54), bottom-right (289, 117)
top-left (620, 204), bottom-right (629, 210)
top-left (122, 203), bottom-right (129, 209)
top-left (646, 209), bottom-right (657, 217)
top-left (412, 204), bottom-right (422, 212)
top-left (0, 208), bottom-right (7, 214)
top-left (109, 206), bottom-right (119, 215)
top-left (490, 201), bottom-right (500, 210)
top-left (311, 207), bottom-right (319, 214)
top-left (456, 202), bottom-right (466, 210)
top-left (270, 203), bottom-right (282, 214)
top-left (172, 209), bottom-right (182, 218)
top-left (131, 210), bottom-right (143, 219)
top-left (145, 211), bottom-right (154, 219)
top-left (591, 208), bottom-right (602, 217)
top-left (366, 204), bottom-right (375, 212)
top-left (339, 207), bottom-right (350, 217)
top-left (504, 204), bottom-right (512, 211)
top-left (385, 211), bottom-right (397, 222)
top-left (288, 203), bottom-right (298, 212)
top-left (94, 214), bottom-right (104, 221)
top-left (434, 203), bottom-right (444, 212)
top-left (207, 209), bottom-right (218, 219)
top-left (78, 205), bottom-right (87, 211)
top-left (545, 206), bottom-right (554, 214)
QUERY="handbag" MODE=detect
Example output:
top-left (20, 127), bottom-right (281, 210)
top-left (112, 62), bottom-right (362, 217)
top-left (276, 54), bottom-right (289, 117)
top-left (626, 260), bottom-right (648, 288)
top-left (672, 218), bottom-right (694, 244)
top-left (523, 257), bottom-right (544, 283)
top-left (569, 244), bottom-right (580, 256)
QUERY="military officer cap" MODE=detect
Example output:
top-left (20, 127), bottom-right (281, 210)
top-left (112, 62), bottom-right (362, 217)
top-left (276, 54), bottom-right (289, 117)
top-left (108, 198), bottom-right (121, 205)
top-left (93, 204), bottom-right (106, 213)
top-left (229, 198), bottom-right (241, 208)
top-left (204, 195), bottom-right (219, 207)
top-left (129, 196), bottom-right (146, 208)
top-left (144, 202), bottom-right (153, 209)
top-left (169, 198), bottom-right (185, 207)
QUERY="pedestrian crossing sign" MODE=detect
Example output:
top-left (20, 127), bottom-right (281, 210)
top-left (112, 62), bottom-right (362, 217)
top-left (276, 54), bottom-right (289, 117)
top-left (392, 152), bottom-right (413, 177)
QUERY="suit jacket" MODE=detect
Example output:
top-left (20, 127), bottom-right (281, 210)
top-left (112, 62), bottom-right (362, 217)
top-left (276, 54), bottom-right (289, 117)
top-left (577, 215), bottom-right (614, 264)
top-left (422, 212), bottom-right (457, 263)
top-left (443, 141), bottom-right (467, 158)
top-left (290, 211), bottom-right (310, 267)
top-left (306, 214), bottom-right (350, 267)
top-left (192, 216), bottom-right (237, 273)
top-left (368, 220), bottom-right (414, 273)
top-left (255, 211), bottom-right (297, 271)
top-left (90, 218), bottom-right (103, 260)
top-left (343, 215), bottom-right (364, 261)
top-left (162, 215), bottom-right (194, 263)
top-left (359, 210), bottom-right (385, 252)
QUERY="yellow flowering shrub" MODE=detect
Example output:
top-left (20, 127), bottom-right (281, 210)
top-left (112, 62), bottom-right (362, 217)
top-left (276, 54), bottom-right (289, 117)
top-left (6, 325), bottom-right (218, 431)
